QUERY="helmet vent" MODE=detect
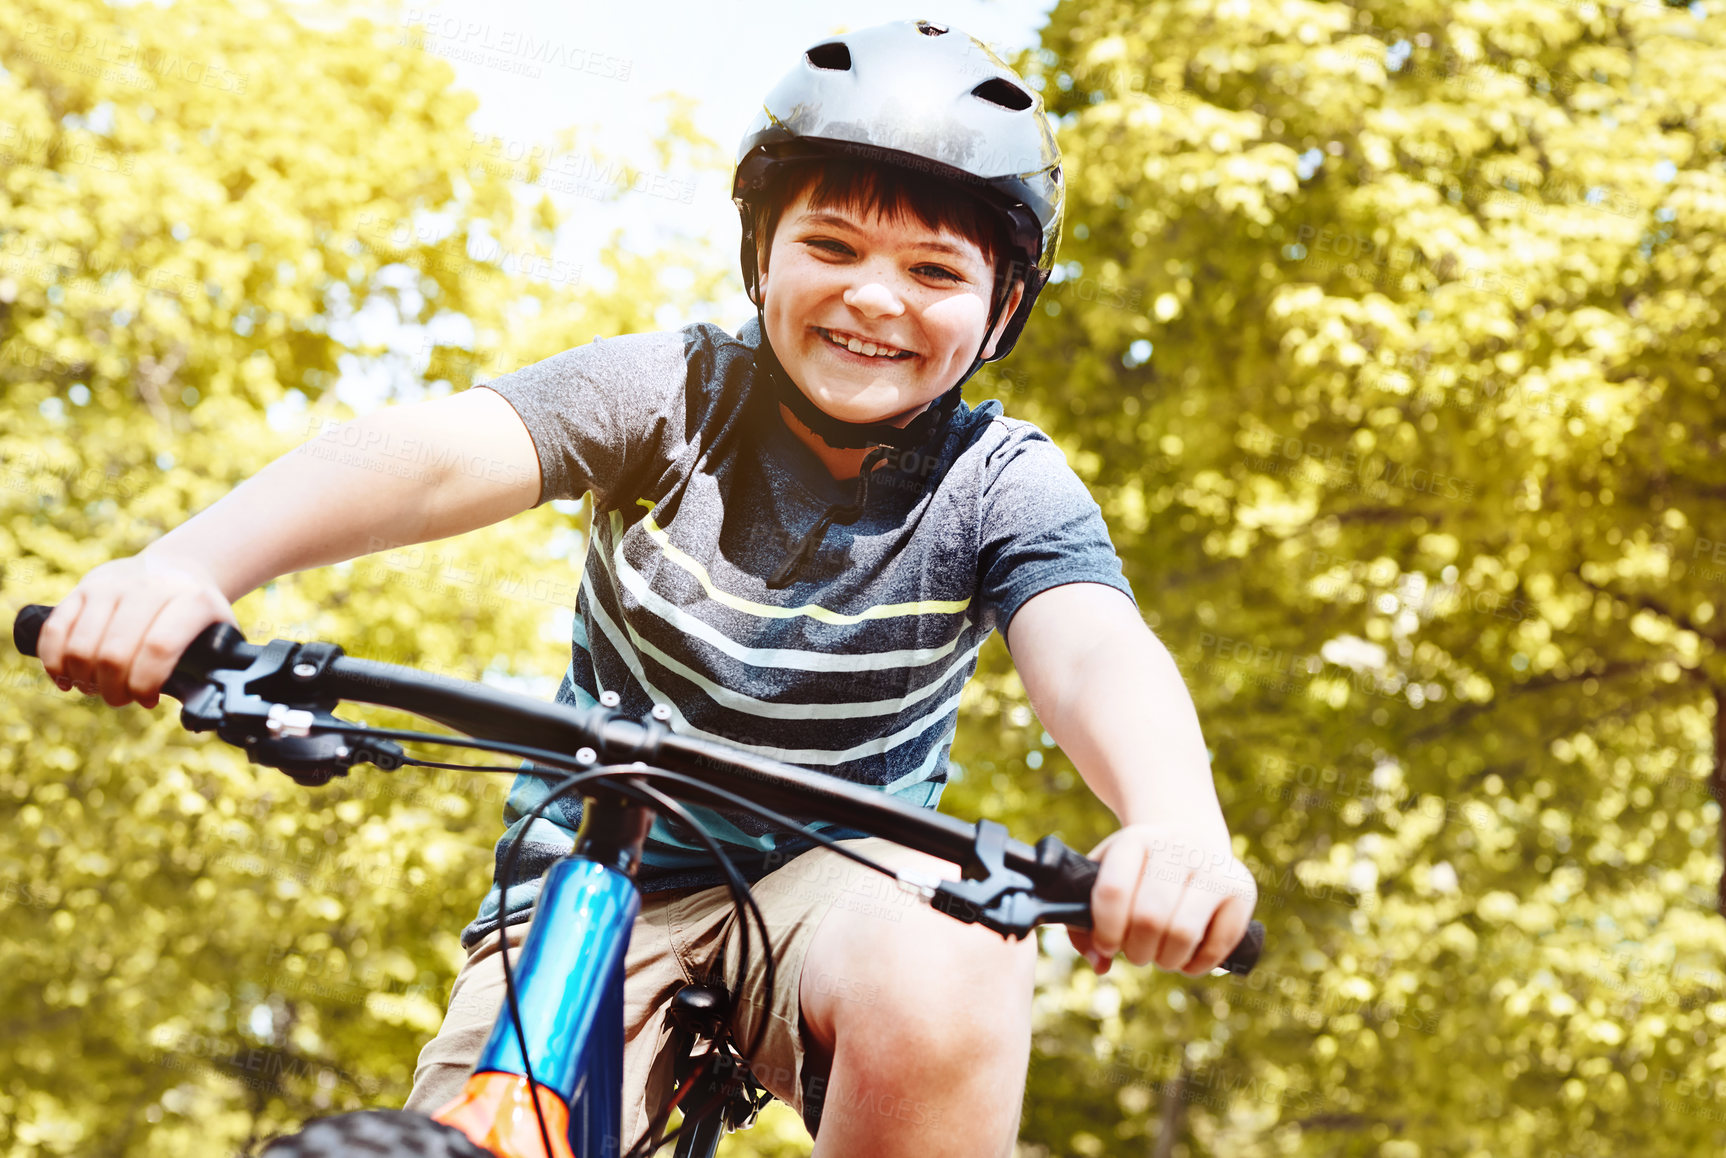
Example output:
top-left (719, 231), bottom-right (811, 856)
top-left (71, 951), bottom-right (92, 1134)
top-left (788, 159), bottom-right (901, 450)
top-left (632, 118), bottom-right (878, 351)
top-left (916, 21), bottom-right (949, 35)
top-left (805, 42), bottom-right (853, 71)
top-left (972, 77), bottom-right (1033, 111)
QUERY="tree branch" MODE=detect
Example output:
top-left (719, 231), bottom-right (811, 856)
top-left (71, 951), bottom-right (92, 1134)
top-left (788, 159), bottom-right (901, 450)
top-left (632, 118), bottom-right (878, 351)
top-left (1153, 1043), bottom-right (1192, 1158)
top-left (1292, 1113), bottom-right (1409, 1131)
top-left (1330, 505), bottom-right (1417, 525)
top-left (1713, 684), bottom-right (1725, 918)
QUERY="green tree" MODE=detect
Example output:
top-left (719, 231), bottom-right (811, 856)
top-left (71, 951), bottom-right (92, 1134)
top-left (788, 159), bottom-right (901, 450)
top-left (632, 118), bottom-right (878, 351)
top-left (943, 0), bottom-right (1726, 1155)
top-left (0, 0), bottom-right (725, 1153)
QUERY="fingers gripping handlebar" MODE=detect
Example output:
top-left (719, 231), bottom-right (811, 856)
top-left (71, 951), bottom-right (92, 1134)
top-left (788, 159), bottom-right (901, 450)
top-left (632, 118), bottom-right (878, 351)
top-left (15, 603), bottom-right (1263, 974)
top-left (1024, 831), bottom-right (1263, 974)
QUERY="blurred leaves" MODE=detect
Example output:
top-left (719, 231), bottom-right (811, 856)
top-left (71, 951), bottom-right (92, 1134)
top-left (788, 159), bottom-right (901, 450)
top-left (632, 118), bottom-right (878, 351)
top-left (5, 0), bottom-right (1726, 1156)
top-left (1, 0), bottom-right (725, 1153)
top-left (945, 0), bottom-right (1726, 1155)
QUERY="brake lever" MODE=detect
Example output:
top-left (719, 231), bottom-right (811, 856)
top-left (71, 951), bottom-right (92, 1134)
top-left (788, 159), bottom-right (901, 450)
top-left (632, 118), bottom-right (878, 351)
top-left (931, 824), bottom-right (1265, 975)
top-left (172, 636), bottom-right (405, 786)
top-left (930, 819), bottom-right (1041, 937)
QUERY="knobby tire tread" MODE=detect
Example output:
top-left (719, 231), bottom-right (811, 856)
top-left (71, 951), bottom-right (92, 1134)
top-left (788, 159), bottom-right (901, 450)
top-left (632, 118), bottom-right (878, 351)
top-left (257, 1109), bottom-right (494, 1157)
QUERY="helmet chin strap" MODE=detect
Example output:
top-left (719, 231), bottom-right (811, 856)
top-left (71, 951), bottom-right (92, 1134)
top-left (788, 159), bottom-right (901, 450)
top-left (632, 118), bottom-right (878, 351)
top-left (751, 289), bottom-right (1006, 452)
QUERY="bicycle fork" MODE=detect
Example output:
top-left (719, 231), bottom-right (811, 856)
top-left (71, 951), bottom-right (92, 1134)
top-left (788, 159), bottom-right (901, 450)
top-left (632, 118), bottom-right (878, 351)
top-left (434, 793), bottom-right (650, 1158)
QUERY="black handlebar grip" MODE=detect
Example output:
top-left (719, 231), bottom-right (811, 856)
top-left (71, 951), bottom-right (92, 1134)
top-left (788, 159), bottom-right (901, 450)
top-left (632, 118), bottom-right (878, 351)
top-left (1226, 921), bottom-right (1266, 976)
top-left (13, 603), bottom-right (251, 685)
top-left (1036, 834), bottom-right (1265, 975)
top-left (14, 603), bottom-right (53, 658)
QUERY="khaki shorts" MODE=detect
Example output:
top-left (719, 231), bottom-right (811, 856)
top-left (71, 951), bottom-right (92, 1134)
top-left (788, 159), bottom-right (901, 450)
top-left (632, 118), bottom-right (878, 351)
top-left (403, 837), bottom-right (929, 1147)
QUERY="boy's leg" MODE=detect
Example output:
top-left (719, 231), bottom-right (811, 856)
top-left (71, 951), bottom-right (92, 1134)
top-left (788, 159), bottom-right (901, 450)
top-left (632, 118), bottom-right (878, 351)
top-left (775, 839), bottom-right (1038, 1158)
top-left (688, 837), bottom-right (1036, 1156)
top-left (403, 839), bottom-right (1036, 1155)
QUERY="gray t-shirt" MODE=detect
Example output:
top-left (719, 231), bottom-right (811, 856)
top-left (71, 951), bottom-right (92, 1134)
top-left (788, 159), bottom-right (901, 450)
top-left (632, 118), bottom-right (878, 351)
top-left (462, 316), bottom-right (1131, 948)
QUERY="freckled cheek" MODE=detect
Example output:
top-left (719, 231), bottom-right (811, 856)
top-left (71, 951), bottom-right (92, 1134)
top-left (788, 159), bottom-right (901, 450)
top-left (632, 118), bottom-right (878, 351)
top-left (921, 296), bottom-right (990, 356)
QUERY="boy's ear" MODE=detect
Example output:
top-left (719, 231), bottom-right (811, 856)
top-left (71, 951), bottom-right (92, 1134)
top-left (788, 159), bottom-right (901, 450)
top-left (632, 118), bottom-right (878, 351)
top-left (980, 275), bottom-right (1027, 360)
top-left (753, 240), bottom-right (768, 303)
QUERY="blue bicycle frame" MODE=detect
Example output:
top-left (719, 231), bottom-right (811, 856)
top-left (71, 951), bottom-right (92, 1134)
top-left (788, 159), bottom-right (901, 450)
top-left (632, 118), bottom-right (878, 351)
top-left (430, 791), bottom-right (655, 1158)
top-left (431, 793), bottom-right (749, 1158)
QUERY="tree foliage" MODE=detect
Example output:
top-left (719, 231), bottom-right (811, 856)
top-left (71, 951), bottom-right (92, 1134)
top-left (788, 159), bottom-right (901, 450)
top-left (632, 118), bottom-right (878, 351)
top-left (942, 1), bottom-right (1726, 1154)
top-left (0, 0), bottom-right (722, 1153)
top-left (6, 0), bottom-right (1726, 1156)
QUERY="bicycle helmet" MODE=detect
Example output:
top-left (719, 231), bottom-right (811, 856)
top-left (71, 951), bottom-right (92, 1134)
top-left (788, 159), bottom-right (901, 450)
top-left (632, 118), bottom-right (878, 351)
top-left (733, 19), bottom-right (1064, 452)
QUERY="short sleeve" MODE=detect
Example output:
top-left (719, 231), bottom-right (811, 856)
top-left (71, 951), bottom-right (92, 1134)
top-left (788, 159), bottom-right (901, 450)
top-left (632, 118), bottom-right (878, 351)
top-left (477, 328), bottom-right (701, 511)
top-left (975, 427), bottom-right (1136, 633)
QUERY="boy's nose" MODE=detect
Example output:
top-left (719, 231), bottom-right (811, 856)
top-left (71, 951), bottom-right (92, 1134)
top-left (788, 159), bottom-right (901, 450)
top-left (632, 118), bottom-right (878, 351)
top-left (842, 279), bottom-right (905, 318)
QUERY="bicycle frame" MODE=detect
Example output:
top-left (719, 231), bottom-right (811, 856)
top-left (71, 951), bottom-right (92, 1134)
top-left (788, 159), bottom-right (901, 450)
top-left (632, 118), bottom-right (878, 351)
top-left (427, 788), bottom-right (758, 1158)
top-left (432, 846), bottom-right (640, 1158)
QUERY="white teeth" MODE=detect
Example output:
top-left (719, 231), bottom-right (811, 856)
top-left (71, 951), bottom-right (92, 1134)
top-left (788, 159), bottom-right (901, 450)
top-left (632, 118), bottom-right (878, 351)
top-left (825, 328), bottom-right (904, 358)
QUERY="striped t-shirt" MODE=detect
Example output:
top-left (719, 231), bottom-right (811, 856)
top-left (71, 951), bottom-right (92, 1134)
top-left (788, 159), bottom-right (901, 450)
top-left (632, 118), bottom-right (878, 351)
top-left (461, 317), bottom-right (1131, 948)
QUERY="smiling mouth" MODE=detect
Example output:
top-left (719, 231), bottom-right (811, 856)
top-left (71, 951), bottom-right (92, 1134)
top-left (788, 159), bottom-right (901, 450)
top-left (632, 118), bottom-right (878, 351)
top-left (815, 327), bottom-right (916, 360)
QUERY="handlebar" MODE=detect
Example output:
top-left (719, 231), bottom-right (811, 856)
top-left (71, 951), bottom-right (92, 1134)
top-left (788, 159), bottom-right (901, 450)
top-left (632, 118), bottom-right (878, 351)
top-left (14, 603), bottom-right (1263, 974)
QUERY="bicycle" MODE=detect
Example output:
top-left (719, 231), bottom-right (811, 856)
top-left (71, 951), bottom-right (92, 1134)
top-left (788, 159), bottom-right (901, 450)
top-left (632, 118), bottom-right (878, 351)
top-left (13, 603), bottom-right (1263, 1158)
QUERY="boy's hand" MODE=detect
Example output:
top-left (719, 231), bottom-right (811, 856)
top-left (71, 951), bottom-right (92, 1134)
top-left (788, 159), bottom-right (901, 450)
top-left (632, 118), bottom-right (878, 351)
top-left (1069, 823), bottom-right (1257, 976)
top-left (37, 551), bottom-right (237, 710)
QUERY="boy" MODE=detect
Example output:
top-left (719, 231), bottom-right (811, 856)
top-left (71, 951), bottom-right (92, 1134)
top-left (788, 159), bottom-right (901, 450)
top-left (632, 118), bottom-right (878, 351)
top-left (37, 20), bottom-right (1256, 1157)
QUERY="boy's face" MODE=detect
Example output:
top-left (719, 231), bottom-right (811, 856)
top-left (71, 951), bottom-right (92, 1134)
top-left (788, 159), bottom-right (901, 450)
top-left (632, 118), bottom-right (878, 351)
top-left (758, 186), bottom-right (1023, 429)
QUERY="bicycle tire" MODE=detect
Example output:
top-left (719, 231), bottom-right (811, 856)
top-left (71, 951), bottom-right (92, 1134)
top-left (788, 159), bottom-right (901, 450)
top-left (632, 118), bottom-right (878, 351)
top-left (258, 1110), bottom-right (494, 1157)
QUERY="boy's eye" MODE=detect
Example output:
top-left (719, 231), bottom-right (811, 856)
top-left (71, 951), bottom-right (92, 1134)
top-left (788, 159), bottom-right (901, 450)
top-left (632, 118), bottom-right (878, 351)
top-left (804, 240), bottom-right (966, 284)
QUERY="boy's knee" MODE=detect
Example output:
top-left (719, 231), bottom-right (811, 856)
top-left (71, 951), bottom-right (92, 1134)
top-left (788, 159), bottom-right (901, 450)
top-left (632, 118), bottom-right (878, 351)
top-left (849, 935), bottom-right (1033, 1051)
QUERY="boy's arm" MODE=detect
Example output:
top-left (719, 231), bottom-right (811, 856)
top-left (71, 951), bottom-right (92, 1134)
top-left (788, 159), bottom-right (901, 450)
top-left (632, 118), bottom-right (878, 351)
top-left (152, 386), bottom-right (542, 601)
top-left (1004, 581), bottom-right (1256, 976)
top-left (39, 387), bottom-right (542, 708)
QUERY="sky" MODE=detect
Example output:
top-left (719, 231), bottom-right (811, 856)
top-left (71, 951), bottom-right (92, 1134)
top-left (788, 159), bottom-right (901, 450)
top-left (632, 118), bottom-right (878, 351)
top-left (389, 0), bottom-right (1058, 305)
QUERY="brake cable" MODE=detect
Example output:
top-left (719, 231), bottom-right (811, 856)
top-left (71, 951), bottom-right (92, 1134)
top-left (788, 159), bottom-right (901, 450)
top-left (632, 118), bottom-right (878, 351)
top-left (481, 762), bottom-right (793, 1158)
top-left (619, 781), bottom-right (778, 1158)
top-left (493, 768), bottom-right (783, 1158)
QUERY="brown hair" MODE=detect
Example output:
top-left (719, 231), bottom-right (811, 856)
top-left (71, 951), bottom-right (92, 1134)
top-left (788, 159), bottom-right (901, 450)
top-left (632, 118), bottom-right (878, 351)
top-left (753, 156), bottom-right (1010, 284)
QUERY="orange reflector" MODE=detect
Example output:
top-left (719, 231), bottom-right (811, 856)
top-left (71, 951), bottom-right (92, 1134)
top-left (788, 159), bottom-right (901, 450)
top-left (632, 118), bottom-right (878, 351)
top-left (433, 1071), bottom-right (576, 1158)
